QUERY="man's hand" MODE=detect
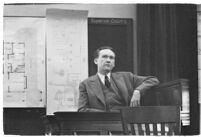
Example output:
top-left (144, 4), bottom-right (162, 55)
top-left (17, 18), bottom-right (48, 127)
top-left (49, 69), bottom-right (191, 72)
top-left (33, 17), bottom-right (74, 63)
top-left (130, 90), bottom-right (141, 107)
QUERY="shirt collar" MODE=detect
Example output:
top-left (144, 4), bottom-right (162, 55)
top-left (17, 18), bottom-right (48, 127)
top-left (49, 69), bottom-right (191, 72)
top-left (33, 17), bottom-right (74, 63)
top-left (97, 72), bottom-right (111, 84)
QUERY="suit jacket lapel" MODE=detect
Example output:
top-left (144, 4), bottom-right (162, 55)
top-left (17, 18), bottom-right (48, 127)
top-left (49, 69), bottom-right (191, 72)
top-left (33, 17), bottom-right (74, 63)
top-left (112, 73), bottom-right (129, 105)
top-left (89, 75), bottom-right (106, 107)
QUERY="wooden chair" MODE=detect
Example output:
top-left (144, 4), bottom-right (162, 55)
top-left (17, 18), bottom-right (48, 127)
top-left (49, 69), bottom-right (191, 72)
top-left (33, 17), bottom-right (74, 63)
top-left (120, 106), bottom-right (181, 135)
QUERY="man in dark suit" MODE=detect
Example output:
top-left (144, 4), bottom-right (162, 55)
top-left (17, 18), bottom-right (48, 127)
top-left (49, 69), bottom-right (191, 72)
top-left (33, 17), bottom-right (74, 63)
top-left (78, 46), bottom-right (159, 112)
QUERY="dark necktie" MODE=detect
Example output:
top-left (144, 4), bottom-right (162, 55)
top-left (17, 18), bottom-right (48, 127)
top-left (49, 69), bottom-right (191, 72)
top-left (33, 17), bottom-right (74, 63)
top-left (105, 75), bottom-right (110, 88)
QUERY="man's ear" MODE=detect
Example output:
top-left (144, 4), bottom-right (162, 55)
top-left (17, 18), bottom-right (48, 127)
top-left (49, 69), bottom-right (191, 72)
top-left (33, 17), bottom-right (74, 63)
top-left (94, 58), bottom-right (98, 64)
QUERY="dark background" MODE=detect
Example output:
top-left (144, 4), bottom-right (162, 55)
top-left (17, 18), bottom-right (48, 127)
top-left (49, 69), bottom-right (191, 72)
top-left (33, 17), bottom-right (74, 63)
top-left (137, 4), bottom-right (199, 135)
top-left (88, 18), bottom-right (133, 76)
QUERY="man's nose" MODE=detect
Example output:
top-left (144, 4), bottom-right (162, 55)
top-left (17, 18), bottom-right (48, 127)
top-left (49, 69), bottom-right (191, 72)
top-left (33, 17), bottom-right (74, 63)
top-left (106, 57), bottom-right (111, 62)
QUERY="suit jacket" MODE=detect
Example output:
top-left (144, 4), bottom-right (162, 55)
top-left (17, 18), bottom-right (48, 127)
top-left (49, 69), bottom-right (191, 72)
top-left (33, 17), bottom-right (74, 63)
top-left (78, 72), bottom-right (159, 112)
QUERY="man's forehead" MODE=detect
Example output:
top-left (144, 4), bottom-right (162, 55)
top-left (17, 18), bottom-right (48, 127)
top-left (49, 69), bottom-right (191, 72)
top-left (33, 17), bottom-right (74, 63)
top-left (99, 49), bottom-right (115, 56)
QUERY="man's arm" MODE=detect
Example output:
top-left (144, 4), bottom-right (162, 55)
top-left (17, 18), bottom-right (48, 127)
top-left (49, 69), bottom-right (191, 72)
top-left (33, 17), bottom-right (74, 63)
top-left (133, 75), bottom-right (159, 95)
top-left (78, 82), bottom-right (105, 112)
top-left (130, 74), bottom-right (159, 107)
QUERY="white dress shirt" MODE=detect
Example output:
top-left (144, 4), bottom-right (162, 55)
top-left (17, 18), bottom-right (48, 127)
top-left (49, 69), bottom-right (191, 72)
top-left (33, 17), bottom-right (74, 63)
top-left (97, 72), bottom-right (111, 85)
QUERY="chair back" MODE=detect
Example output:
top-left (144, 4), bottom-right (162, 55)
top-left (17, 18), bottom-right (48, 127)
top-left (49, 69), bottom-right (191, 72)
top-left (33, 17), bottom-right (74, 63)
top-left (120, 106), bottom-right (180, 135)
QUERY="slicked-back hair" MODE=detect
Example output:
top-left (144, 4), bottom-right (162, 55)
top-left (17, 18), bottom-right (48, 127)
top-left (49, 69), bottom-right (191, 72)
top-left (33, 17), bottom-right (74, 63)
top-left (94, 46), bottom-right (116, 59)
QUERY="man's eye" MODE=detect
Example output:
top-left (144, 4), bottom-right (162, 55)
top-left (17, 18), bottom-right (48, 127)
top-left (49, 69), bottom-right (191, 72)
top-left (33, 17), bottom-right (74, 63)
top-left (102, 55), bottom-right (114, 59)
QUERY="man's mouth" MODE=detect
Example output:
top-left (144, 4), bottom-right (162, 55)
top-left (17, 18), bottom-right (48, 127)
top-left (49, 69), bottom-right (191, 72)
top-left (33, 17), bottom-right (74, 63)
top-left (104, 64), bottom-right (111, 66)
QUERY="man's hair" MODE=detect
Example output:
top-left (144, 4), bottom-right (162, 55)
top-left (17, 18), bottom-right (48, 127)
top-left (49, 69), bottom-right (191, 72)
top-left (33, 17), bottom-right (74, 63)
top-left (94, 46), bottom-right (116, 59)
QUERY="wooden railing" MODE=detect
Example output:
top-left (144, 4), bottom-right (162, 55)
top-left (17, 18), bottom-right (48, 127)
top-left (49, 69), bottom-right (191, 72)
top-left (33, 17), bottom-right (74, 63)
top-left (141, 79), bottom-right (189, 126)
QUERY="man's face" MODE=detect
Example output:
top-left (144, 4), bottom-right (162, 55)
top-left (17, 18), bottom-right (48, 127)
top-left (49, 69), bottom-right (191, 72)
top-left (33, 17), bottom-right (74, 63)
top-left (94, 49), bottom-right (115, 74)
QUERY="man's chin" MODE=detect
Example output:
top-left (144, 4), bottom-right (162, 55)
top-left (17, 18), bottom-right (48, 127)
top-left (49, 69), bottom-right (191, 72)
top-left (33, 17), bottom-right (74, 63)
top-left (104, 68), bottom-right (112, 72)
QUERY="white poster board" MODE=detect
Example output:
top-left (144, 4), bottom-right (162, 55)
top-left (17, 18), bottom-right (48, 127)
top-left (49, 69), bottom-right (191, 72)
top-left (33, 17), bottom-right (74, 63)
top-left (46, 9), bottom-right (88, 115)
top-left (3, 17), bottom-right (46, 107)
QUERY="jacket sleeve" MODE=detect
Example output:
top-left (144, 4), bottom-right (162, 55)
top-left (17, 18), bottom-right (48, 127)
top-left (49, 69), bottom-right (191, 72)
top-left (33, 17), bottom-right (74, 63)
top-left (132, 74), bottom-right (160, 96)
top-left (78, 81), bottom-right (105, 112)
